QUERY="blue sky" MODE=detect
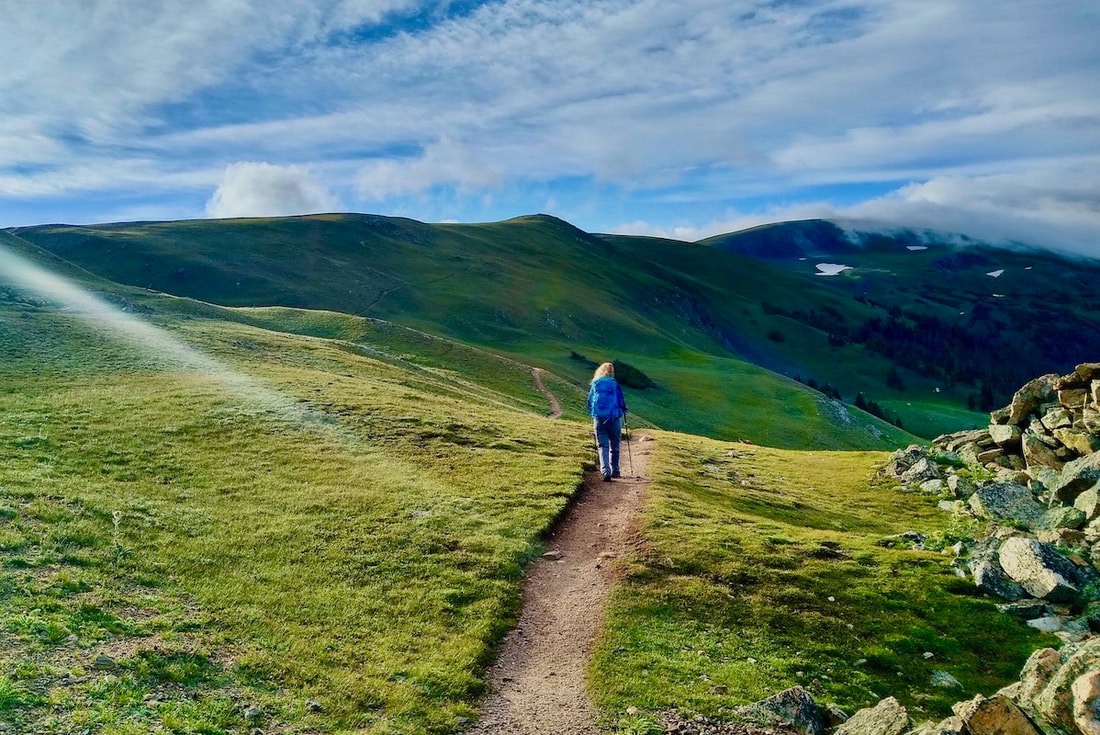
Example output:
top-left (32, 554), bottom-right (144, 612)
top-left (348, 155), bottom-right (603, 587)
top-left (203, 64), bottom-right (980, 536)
top-left (2, 0), bottom-right (1099, 253)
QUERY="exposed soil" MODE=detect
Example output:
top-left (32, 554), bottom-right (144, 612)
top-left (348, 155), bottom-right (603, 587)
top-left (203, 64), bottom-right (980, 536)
top-left (532, 368), bottom-right (562, 419)
top-left (467, 434), bottom-right (652, 734)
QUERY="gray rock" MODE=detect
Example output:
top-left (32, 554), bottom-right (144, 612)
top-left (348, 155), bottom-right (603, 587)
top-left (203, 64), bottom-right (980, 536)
top-left (1022, 430), bottom-right (1063, 471)
top-left (970, 556), bottom-right (1027, 601)
top-left (995, 601), bottom-right (1052, 620)
top-left (1075, 362), bottom-right (1100, 383)
top-left (930, 671), bottom-right (963, 689)
top-left (1051, 451), bottom-right (1100, 504)
top-left (835, 697), bottom-right (909, 735)
top-left (968, 483), bottom-right (1046, 529)
top-left (1009, 374), bottom-right (1059, 424)
top-left (1041, 406), bottom-right (1074, 431)
top-left (903, 458), bottom-right (942, 483)
top-left (938, 500), bottom-right (968, 514)
top-left (1034, 638), bottom-right (1100, 734)
top-left (1040, 506), bottom-right (1087, 531)
top-left (736, 686), bottom-right (823, 735)
top-left (998, 537), bottom-right (1080, 602)
top-left (1076, 488), bottom-right (1100, 521)
top-left (1015, 647), bottom-right (1062, 710)
top-left (989, 423), bottom-right (1022, 447)
top-left (1059, 387), bottom-right (1089, 408)
top-left (947, 475), bottom-right (976, 498)
top-left (919, 479), bottom-right (946, 494)
top-left (1054, 428), bottom-right (1100, 456)
top-left (93, 654), bottom-right (116, 670)
top-left (1027, 615), bottom-right (1063, 633)
top-left (906, 716), bottom-right (964, 735)
top-left (955, 695), bottom-right (1042, 735)
top-left (1071, 671), bottom-right (1100, 735)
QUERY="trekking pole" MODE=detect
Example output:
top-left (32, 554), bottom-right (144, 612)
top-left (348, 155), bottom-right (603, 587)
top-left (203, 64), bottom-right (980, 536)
top-left (623, 414), bottom-right (634, 478)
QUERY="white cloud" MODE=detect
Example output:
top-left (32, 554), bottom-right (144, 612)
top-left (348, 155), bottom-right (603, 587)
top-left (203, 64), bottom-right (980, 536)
top-left (205, 162), bottom-right (342, 218)
top-left (357, 138), bottom-right (506, 199)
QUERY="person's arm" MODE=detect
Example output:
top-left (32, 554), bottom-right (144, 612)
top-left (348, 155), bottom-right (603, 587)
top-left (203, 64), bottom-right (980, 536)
top-left (586, 385), bottom-right (594, 415)
top-left (617, 383), bottom-right (627, 413)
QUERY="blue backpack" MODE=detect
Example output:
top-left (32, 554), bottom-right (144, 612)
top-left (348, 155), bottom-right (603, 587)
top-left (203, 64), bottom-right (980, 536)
top-left (591, 378), bottom-right (621, 421)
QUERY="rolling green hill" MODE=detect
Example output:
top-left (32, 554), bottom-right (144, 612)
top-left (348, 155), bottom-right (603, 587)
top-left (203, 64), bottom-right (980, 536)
top-left (9, 213), bottom-right (1100, 440)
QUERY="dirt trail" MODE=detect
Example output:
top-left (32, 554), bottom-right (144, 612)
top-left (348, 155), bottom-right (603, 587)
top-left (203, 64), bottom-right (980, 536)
top-left (531, 368), bottom-right (562, 419)
top-left (468, 435), bottom-right (651, 734)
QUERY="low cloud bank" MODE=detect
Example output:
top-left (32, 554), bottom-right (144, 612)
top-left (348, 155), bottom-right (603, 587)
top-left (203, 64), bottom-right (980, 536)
top-left (206, 162), bottom-right (341, 218)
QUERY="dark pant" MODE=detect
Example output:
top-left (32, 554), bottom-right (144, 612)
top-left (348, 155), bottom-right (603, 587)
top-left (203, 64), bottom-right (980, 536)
top-left (593, 417), bottom-right (621, 476)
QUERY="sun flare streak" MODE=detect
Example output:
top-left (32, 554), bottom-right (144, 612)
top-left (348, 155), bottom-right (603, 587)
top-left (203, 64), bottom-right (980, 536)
top-left (0, 240), bottom-right (323, 427)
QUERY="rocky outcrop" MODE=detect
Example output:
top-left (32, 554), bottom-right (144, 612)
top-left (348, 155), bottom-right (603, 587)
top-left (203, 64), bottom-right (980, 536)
top-left (835, 697), bottom-right (909, 735)
top-left (998, 537), bottom-right (1081, 603)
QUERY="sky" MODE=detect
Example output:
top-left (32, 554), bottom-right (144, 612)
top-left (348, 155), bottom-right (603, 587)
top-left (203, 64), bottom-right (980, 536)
top-left (1, 0), bottom-right (1099, 254)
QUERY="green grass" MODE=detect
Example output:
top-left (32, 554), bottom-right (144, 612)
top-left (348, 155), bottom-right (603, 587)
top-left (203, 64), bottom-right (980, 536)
top-left (0, 305), bottom-right (591, 734)
top-left (591, 434), bottom-right (1055, 731)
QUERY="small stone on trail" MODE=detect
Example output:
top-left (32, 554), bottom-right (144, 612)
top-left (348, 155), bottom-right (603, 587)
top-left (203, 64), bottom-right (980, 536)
top-left (244, 706), bottom-right (263, 720)
top-left (306, 699), bottom-right (323, 712)
top-left (93, 655), bottom-right (116, 670)
top-left (923, 652), bottom-right (934, 659)
top-left (543, 550), bottom-right (564, 560)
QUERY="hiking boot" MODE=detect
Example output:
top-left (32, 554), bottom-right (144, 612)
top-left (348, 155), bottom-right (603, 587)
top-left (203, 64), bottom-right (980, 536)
top-left (611, 471), bottom-right (621, 478)
top-left (602, 473), bottom-right (612, 482)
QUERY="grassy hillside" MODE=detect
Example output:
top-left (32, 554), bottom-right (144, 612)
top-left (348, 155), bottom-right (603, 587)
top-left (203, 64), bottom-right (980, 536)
top-left (1, 225), bottom-right (914, 450)
top-left (0, 285), bottom-right (593, 733)
top-left (592, 435), bottom-right (1054, 733)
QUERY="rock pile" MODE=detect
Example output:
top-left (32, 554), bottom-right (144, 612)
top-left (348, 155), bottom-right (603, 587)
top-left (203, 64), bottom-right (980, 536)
top-left (659, 639), bottom-right (1100, 735)
top-left (879, 363), bottom-right (1100, 641)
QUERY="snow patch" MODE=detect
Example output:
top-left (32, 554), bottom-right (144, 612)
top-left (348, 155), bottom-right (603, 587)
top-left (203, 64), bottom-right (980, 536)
top-left (815, 263), bottom-right (852, 277)
top-left (986, 269), bottom-right (1004, 278)
top-left (906, 245), bottom-right (928, 251)
top-left (992, 293), bottom-right (1005, 298)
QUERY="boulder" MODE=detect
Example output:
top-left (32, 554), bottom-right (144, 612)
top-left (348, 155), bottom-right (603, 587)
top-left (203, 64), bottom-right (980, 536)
top-left (882, 446), bottom-right (927, 477)
top-left (968, 483), bottom-right (1047, 529)
top-left (1059, 387), bottom-right (1089, 408)
top-left (954, 695), bottom-right (1042, 735)
top-left (1009, 374), bottom-right (1059, 425)
top-left (995, 601), bottom-right (1053, 620)
top-left (1072, 671), bottom-right (1100, 735)
top-left (1054, 428), bottom-right (1100, 456)
top-left (906, 716), bottom-right (964, 735)
top-left (1040, 506), bottom-right (1087, 531)
top-left (1085, 408), bottom-right (1100, 434)
top-left (1075, 362), bottom-right (1100, 382)
top-left (989, 424), bottom-right (1022, 447)
top-left (937, 430), bottom-right (991, 452)
top-left (1029, 421), bottom-right (1060, 447)
top-left (978, 447), bottom-right (1005, 465)
top-left (1033, 638), bottom-right (1100, 733)
top-left (919, 479), bottom-right (946, 494)
top-left (835, 697), bottom-right (909, 735)
top-left (903, 458), bottom-right (942, 484)
top-left (991, 406), bottom-right (1012, 425)
top-left (1093, 380), bottom-right (1100, 406)
top-left (970, 556), bottom-right (1027, 601)
top-left (1042, 406), bottom-right (1074, 431)
top-left (998, 537), bottom-right (1080, 602)
top-left (1022, 431), bottom-right (1063, 471)
top-left (1014, 647), bottom-right (1062, 710)
top-left (736, 686), bottom-right (823, 735)
top-left (1076, 487), bottom-right (1100, 521)
top-left (947, 475), bottom-right (976, 498)
top-left (1050, 451), bottom-right (1100, 504)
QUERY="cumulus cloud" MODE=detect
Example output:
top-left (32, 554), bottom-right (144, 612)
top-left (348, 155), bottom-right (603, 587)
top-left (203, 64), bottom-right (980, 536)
top-left (205, 162), bottom-right (342, 218)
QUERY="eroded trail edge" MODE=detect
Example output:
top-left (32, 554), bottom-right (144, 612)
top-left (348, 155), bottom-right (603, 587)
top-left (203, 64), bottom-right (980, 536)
top-left (468, 435), bottom-right (652, 734)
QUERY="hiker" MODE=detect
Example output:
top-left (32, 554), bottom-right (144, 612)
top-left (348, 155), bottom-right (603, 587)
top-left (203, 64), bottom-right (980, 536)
top-left (587, 362), bottom-right (628, 481)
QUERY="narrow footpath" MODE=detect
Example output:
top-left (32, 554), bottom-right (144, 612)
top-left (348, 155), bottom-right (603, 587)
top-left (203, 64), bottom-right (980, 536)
top-left (468, 375), bottom-right (650, 734)
top-left (531, 368), bottom-right (562, 419)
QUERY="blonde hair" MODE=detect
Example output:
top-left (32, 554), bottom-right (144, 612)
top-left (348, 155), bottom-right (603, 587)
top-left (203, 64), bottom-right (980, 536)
top-left (593, 362), bottom-right (615, 380)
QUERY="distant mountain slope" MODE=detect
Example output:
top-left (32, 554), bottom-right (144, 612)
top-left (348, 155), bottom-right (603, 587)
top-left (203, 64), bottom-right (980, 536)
top-left (7, 214), bottom-right (1100, 440)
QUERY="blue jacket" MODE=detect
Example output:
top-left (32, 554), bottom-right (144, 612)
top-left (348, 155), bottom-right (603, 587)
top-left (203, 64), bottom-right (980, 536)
top-left (587, 376), bottom-right (628, 420)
